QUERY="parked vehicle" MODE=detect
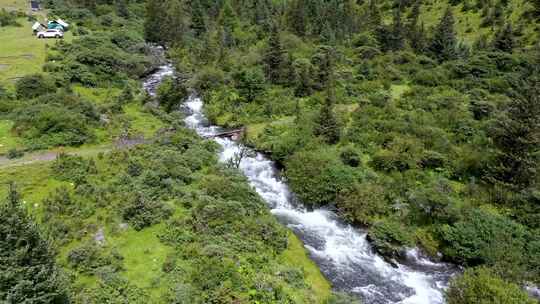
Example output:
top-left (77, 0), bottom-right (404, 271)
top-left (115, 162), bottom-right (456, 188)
top-left (36, 29), bottom-right (63, 39)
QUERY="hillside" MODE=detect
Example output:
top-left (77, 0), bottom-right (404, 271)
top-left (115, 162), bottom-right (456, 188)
top-left (0, 1), bottom-right (336, 303)
top-left (1, 0), bottom-right (540, 303)
top-left (144, 0), bottom-right (540, 302)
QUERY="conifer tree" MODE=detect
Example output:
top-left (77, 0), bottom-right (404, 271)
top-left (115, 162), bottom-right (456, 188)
top-left (287, 0), bottom-right (308, 36)
top-left (144, 1), bottom-right (164, 43)
top-left (191, 0), bottom-right (206, 37)
top-left (315, 89), bottom-right (340, 144)
top-left (115, 0), bottom-right (129, 18)
top-left (488, 57), bottom-right (540, 189)
top-left (493, 23), bottom-right (515, 53)
top-left (1, 183), bottom-right (68, 303)
top-left (368, 0), bottom-right (382, 29)
top-left (293, 58), bottom-right (313, 97)
top-left (388, 4), bottom-right (405, 51)
top-left (429, 7), bottom-right (457, 61)
top-left (410, 22), bottom-right (427, 52)
top-left (263, 25), bottom-right (286, 84)
top-left (311, 46), bottom-right (335, 90)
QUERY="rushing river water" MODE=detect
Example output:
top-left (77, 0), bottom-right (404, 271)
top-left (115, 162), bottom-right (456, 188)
top-left (144, 64), bottom-right (457, 304)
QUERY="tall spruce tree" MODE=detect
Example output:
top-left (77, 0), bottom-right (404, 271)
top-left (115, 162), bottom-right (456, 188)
top-left (143, 1), bottom-right (164, 43)
top-left (1, 183), bottom-right (68, 303)
top-left (115, 0), bottom-right (129, 18)
top-left (315, 89), bottom-right (340, 144)
top-left (493, 23), bottom-right (515, 53)
top-left (314, 55), bottom-right (340, 144)
top-left (368, 0), bottom-right (382, 29)
top-left (388, 4), bottom-right (405, 51)
top-left (488, 56), bottom-right (540, 189)
top-left (410, 22), bottom-right (427, 52)
top-left (429, 7), bottom-right (457, 61)
top-left (191, 0), bottom-right (206, 37)
top-left (263, 25), bottom-right (286, 84)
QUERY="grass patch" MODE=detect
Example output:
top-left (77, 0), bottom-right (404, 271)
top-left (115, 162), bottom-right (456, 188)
top-left (73, 85), bottom-right (120, 105)
top-left (0, 17), bottom-right (73, 85)
top-left (0, 119), bottom-right (21, 154)
top-left (112, 224), bottom-right (173, 299)
top-left (124, 103), bottom-right (165, 138)
top-left (280, 232), bottom-right (332, 303)
top-left (0, 162), bottom-right (68, 211)
top-left (390, 84), bottom-right (410, 100)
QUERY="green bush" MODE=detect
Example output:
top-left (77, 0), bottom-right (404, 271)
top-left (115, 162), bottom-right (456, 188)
top-left (439, 209), bottom-right (531, 279)
top-left (68, 242), bottom-right (123, 274)
top-left (286, 149), bottom-right (358, 206)
top-left (157, 76), bottom-right (189, 112)
top-left (0, 8), bottom-right (19, 27)
top-left (51, 153), bottom-right (97, 185)
top-left (337, 182), bottom-right (388, 225)
top-left (121, 193), bottom-right (173, 230)
top-left (15, 74), bottom-right (56, 99)
top-left (367, 219), bottom-right (415, 259)
top-left (445, 267), bottom-right (536, 304)
top-left (6, 148), bottom-right (24, 159)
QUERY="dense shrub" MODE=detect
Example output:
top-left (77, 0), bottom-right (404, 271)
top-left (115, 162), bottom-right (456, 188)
top-left (439, 209), bottom-right (534, 280)
top-left (337, 182), bottom-right (389, 225)
top-left (51, 153), bottom-right (98, 184)
top-left (367, 220), bottom-right (415, 259)
top-left (15, 74), bottom-right (56, 99)
top-left (121, 192), bottom-right (173, 230)
top-left (68, 242), bottom-right (123, 274)
top-left (445, 267), bottom-right (536, 304)
top-left (157, 76), bottom-right (189, 112)
top-left (0, 8), bottom-right (19, 27)
top-left (286, 149), bottom-right (358, 206)
top-left (11, 92), bottom-right (99, 149)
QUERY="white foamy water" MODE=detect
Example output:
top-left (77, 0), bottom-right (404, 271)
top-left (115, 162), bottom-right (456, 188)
top-left (144, 66), bottom-right (456, 304)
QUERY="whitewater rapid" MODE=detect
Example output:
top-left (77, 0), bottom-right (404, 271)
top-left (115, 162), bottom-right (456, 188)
top-left (145, 65), bottom-right (456, 304)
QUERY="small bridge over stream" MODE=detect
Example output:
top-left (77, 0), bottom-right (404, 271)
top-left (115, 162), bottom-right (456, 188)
top-left (204, 127), bottom-right (245, 140)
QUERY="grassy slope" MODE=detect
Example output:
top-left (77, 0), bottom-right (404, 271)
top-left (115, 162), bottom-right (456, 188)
top-left (418, 0), bottom-right (538, 44)
top-left (280, 233), bottom-right (332, 303)
top-left (0, 18), bottom-right (73, 86)
top-left (0, 152), bottom-right (332, 303)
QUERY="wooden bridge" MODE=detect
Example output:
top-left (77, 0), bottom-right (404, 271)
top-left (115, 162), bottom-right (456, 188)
top-left (204, 127), bottom-right (245, 140)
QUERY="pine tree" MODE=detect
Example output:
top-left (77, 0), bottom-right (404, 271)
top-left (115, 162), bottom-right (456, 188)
top-left (191, 0), bottom-right (206, 37)
top-left (493, 23), bottom-right (515, 53)
top-left (115, 0), bottom-right (129, 18)
top-left (388, 4), bottom-right (405, 51)
top-left (311, 46), bottom-right (335, 90)
top-left (287, 0), bottom-right (308, 36)
top-left (407, 0), bottom-right (421, 33)
top-left (144, 1), bottom-right (164, 43)
top-left (1, 183), bottom-right (68, 303)
top-left (263, 25), bottom-right (286, 84)
top-left (218, 0), bottom-right (238, 48)
top-left (410, 22), bottom-right (427, 52)
top-left (473, 34), bottom-right (490, 52)
top-left (429, 7), bottom-right (457, 61)
top-left (488, 58), bottom-right (540, 189)
top-left (368, 0), bottom-right (382, 29)
top-left (315, 90), bottom-right (340, 144)
top-left (293, 58), bottom-right (313, 97)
